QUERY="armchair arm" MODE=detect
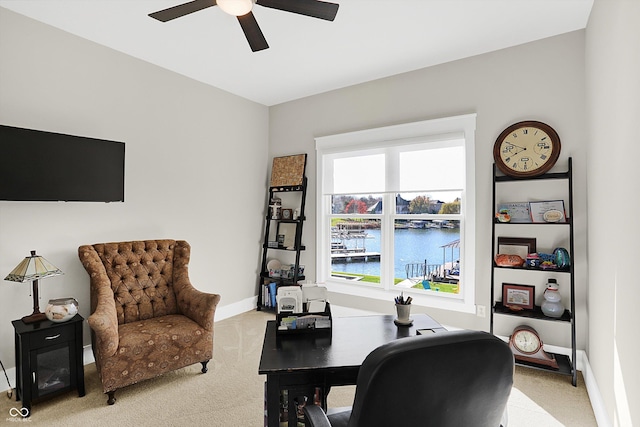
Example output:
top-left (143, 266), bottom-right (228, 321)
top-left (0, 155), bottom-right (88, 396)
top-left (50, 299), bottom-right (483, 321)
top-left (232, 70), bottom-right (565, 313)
top-left (78, 245), bottom-right (119, 358)
top-left (176, 285), bottom-right (221, 331)
top-left (303, 405), bottom-right (333, 427)
top-left (87, 293), bottom-right (119, 358)
top-left (172, 240), bottom-right (221, 331)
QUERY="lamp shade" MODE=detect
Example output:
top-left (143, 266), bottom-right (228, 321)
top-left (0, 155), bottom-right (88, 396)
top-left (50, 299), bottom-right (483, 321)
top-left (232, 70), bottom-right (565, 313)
top-left (5, 250), bottom-right (64, 324)
top-left (5, 250), bottom-right (63, 283)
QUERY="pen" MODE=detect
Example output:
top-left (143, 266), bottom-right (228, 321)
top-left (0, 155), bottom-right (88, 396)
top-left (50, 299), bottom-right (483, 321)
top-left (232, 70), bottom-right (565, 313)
top-left (395, 293), bottom-right (412, 304)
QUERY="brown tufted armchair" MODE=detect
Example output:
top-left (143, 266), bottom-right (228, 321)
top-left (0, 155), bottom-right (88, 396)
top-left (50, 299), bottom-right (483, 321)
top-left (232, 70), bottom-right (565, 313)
top-left (78, 239), bottom-right (220, 405)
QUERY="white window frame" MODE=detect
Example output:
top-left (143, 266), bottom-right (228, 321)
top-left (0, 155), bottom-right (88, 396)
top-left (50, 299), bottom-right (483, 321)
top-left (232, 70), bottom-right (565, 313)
top-left (316, 114), bottom-right (476, 313)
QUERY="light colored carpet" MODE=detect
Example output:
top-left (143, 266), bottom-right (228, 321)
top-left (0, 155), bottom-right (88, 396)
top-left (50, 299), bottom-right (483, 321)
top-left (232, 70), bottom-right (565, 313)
top-left (0, 309), bottom-right (596, 426)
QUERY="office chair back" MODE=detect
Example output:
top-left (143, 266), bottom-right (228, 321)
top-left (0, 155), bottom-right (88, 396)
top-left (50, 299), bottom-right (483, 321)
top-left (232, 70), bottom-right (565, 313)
top-left (345, 330), bottom-right (514, 427)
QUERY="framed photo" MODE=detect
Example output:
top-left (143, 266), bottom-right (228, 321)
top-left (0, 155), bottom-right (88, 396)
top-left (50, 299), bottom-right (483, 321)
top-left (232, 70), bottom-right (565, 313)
top-left (270, 154), bottom-right (307, 187)
top-left (529, 200), bottom-right (566, 223)
top-left (497, 237), bottom-right (536, 259)
top-left (277, 222), bottom-right (297, 248)
top-left (497, 202), bottom-right (531, 223)
top-left (502, 283), bottom-right (535, 310)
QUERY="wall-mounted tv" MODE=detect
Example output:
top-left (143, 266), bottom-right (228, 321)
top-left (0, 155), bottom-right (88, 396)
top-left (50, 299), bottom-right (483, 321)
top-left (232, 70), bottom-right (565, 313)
top-left (0, 125), bottom-right (125, 202)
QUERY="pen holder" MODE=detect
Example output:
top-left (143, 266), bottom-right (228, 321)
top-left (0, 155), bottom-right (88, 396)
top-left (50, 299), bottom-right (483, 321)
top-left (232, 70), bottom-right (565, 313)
top-left (395, 303), bottom-right (412, 325)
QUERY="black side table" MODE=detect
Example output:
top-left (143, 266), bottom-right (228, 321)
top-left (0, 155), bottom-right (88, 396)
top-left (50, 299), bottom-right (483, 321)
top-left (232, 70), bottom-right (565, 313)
top-left (12, 314), bottom-right (85, 417)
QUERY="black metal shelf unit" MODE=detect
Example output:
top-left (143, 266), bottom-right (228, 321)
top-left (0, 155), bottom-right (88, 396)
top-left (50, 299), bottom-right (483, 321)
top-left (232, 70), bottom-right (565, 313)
top-left (490, 157), bottom-right (577, 386)
top-left (257, 177), bottom-right (307, 311)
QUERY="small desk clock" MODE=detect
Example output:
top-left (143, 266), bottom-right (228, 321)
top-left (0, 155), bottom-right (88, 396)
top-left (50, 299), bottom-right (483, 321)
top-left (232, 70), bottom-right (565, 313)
top-left (509, 324), bottom-right (559, 369)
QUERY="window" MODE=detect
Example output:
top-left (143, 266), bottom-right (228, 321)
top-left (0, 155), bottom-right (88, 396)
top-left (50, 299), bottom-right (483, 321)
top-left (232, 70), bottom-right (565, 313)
top-left (316, 114), bottom-right (476, 313)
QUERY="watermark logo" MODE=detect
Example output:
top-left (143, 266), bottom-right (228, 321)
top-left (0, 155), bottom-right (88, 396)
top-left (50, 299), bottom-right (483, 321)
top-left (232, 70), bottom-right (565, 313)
top-left (6, 406), bottom-right (31, 423)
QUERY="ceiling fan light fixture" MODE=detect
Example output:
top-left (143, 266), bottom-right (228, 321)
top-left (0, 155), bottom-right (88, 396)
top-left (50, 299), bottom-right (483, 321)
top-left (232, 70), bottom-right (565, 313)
top-left (217, 0), bottom-right (254, 16)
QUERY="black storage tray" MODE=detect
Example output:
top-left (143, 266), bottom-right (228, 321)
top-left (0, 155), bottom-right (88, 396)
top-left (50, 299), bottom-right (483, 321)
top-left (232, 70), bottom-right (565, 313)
top-left (276, 303), bottom-right (332, 336)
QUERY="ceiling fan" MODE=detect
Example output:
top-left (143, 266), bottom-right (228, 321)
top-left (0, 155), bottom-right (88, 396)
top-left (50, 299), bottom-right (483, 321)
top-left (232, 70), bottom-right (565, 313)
top-left (149, 0), bottom-right (339, 52)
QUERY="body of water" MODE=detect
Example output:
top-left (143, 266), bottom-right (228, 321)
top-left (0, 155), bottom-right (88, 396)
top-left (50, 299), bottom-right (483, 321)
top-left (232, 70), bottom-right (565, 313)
top-left (331, 227), bottom-right (460, 280)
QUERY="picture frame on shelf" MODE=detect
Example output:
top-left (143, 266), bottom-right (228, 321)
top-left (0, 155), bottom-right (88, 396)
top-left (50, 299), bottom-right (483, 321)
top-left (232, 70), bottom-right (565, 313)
top-left (529, 200), bottom-right (566, 223)
top-left (497, 237), bottom-right (536, 259)
top-left (277, 222), bottom-right (297, 248)
top-left (270, 154), bottom-right (307, 187)
top-left (502, 283), bottom-right (535, 310)
top-left (497, 202), bottom-right (531, 223)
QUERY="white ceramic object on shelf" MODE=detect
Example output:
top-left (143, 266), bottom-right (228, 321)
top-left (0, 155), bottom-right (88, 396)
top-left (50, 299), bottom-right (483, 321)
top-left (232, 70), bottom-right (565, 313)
top-left (45, 297), bottom-right (79, 323)
top-left (541, 279), bottom-right (564, 318)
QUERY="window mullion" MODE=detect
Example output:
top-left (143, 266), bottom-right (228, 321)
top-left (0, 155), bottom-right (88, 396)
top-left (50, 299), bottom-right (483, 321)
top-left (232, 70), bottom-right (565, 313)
top-left (381, 192), bottom-right (394, 290)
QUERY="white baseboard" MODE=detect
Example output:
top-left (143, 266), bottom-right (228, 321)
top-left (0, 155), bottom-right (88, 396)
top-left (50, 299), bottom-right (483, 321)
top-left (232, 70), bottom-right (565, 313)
top-left (527, 343), bottom-right (610, 426)
top-left (579, 350), bottom-right (611, 427)
top-left (214, 296), bottom-right (258, 321)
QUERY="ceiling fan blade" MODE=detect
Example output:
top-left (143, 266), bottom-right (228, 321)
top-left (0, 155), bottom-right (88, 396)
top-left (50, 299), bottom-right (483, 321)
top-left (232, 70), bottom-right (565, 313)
top-left (256, 0), bottom-right (339, 21)
top-left (149, 0), bottom-right (217, 22)
top-left (237, 12), bottom-right (269, 52)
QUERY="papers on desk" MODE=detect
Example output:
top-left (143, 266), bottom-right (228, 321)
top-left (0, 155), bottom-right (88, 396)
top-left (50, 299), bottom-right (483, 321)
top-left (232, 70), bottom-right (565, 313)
top-left (302, 283), bottom-right (328, 313)
top-left (279, 314), bottom-right (331, 331)
top-left (276, 301), bottom-right (332, 335)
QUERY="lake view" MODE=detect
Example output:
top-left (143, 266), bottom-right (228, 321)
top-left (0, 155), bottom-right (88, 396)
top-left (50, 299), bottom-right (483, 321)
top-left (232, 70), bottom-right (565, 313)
top-left (331, 227), bottom-right (460, 280)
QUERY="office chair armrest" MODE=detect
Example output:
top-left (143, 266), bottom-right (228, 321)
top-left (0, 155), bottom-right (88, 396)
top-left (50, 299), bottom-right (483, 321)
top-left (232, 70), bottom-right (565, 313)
top-left (303, 405), bottom-right (332, 427)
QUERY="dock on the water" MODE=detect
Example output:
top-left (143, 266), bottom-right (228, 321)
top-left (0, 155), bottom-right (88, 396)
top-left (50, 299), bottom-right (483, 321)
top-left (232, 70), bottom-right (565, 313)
top-left (331, 252), bottom-right (381, 262)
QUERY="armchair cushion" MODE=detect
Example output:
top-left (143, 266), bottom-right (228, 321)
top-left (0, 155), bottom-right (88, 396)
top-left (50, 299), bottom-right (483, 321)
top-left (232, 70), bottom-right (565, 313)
top-left (98, 314), bottom-right (212, 391)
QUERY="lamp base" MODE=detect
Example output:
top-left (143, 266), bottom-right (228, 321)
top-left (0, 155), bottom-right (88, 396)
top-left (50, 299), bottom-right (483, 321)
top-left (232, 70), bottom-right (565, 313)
top-left (22, 312), bottom-right (47, 324)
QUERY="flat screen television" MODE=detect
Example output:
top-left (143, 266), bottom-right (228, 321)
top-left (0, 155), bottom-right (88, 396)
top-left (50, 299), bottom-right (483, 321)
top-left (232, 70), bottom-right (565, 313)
top-left (0, 125), bottom-right (125, 202)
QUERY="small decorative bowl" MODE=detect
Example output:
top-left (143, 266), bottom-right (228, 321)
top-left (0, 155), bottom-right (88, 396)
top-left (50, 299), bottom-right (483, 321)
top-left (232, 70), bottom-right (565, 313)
top-left (45, 297), bottom-right (79, 323)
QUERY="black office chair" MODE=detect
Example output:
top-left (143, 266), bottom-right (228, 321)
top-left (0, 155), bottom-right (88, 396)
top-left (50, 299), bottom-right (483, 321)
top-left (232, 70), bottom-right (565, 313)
top-left (303, 329), bottom-right (514, 427)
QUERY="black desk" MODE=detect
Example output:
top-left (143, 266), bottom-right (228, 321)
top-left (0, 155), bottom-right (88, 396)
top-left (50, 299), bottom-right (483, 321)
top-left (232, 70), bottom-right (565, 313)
top-left (259, 314), bottom-right (445, 427)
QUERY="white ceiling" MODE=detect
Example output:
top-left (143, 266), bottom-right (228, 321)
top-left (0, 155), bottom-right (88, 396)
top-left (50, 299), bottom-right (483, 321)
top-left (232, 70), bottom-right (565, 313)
top-left (0, 0), bottom-right (593, 106)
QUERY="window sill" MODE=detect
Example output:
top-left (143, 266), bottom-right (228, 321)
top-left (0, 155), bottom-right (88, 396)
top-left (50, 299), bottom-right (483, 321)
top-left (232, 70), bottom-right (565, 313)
top-left (324, 280), bottom-right (476, 314)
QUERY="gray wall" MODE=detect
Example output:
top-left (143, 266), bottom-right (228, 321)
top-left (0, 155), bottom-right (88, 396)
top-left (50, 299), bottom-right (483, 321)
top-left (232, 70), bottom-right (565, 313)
top-left (586, 0), bottom-right (640, 425)
top-left (270, 31), bottom-right (588, 350)
top-left (0, 8), bottom-right (269, 366)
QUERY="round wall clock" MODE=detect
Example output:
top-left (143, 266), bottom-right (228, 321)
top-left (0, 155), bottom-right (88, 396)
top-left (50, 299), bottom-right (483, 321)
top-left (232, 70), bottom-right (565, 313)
top-left (508, 325), bottom-right (559, 369)
top-left (493, 121), bottom-right (561, 178)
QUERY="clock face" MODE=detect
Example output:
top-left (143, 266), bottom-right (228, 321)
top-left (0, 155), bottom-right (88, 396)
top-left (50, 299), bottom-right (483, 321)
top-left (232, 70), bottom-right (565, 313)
top-left (513, 329), bottom-right (541, 354)
top-left (493, 121), bottom-right (561, 178)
